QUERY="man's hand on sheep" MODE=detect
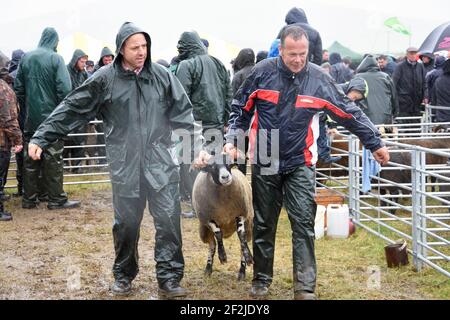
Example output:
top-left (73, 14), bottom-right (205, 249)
top-left (223, 143), bottom-right (241, 160)
top-left (192, 150), bottom-right (212, 169)
top-left (372, 146), bottom-right (390, 166)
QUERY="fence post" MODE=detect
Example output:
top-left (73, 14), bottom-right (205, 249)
top-left (423, 105), bottom-right (430, 133)
top-left (411, 149), bottom-right (427, 271)
top-left (348, 136), bottom-right (360, 222)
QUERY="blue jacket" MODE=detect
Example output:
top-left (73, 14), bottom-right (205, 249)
top-left (226, 57), bottom-right (383, 173)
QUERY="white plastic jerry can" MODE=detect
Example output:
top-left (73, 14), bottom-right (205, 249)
top-left (326, 204), bottom-right (349, 239)
top-left (314, 205), bottom-right (326, 239)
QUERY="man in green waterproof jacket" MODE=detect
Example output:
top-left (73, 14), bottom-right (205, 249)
top-left (175, 31), bottom-right (232, 134)
top-left (174, 31), bottom-right (232, 217)
top-left (28, 22), bottom-right (209, 299)
top-left (65, 49), bottom-right (89, 173)
top-left (94, 46), bottom-right (115, 73)
top-left (14, 27), bottom-right (80, 210)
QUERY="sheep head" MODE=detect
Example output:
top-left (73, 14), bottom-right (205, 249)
top-left (201, 153), bottom-right (233, 186)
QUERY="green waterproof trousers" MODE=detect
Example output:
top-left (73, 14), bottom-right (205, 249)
top-left (112, 180), bottom-right (184, 287)
top-left (23, 140), bottom-right (67, 207)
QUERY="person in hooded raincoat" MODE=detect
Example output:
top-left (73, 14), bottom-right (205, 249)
top-left (277, 7), bottom-right (323, 65)
top-left (174, 31), bottom-right (232, 217)
top-left (231, 48), bottom-right (255, 96)
top-left (27, 22), bottom-right (208, 299)
top-left (432, 59), bottom-right (450, 123)
top-left (93, 47), bottom-right (115, 73)
top-left (64, 49), bottom-right (89, 173)
top-left (93, 47), bottom-right (115, 166)
top-left (14, 27), bottom-right (79, 210)
top-left (354, 55), bottom-right (398, 126)
top-left (231, 48), bottom-right (255, 175)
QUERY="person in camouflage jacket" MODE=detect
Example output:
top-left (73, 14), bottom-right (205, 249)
top-left (0, 68), bottom-right (23, 221)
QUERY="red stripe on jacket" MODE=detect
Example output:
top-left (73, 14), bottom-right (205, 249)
top-left (243, 89), bottom-right (280, 112)
top-left (248, 111), bottom-right (259, 162)
top-left (304, 117), bottom-right (314, 166)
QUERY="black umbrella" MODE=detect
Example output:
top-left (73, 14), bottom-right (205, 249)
top-left (419, 21), bottom-right (450, 54)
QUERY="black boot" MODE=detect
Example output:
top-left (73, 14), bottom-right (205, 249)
top-left (0, 202), bottom-right (12, 221)
top-left (111, 278), bottom-right (132, 296)
top-left (47, 200), bottom-right (81, 210)
top-left (158, 279), bottom-right (188, 299)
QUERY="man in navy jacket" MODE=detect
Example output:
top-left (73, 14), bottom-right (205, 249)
top-left (224, 25), bottom-right (389, 300)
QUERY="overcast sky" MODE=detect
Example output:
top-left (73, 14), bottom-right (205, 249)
top-left (1, 0), bottom-right (449, 64)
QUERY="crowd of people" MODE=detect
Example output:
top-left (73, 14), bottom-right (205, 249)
top-left (0, 6), bottom-right (448, 300)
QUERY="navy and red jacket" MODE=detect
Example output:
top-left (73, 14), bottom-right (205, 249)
top-left (226, 57), bottom-right (383, 173)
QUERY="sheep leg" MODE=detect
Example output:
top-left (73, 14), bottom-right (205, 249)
top-left (379, 188), bottom-right (389, 210)
top-left (208, 221), bottom-right (227, 264)
top-left (205, 238), bottom-right (216, 276)
top-left (237, 252), bottom-right (246, 281)
top-left (389, 189), bottom-right (400, 215)
top-left (236, 217), bottom-right (253, 265)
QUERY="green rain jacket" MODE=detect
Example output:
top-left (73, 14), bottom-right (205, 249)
top-left (30, 22), bottom-right (202, 197)
top-left (175, 31), bottom-right (232, 131)
top-left (67, 49), bottom-right (88, 90)
top-left (355, 55), bottom-right (399, 125)
top-left (14, 27), bottom-right (72, 139)
top-left (94, 47), bottom-right (115, 73)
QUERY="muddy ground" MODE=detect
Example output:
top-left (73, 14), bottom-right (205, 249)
top-left (0, 188), bottom-right (448, 300)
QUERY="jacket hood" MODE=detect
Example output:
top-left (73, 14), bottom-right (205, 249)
top-left (177, 31), bottom-right (207, 60)
top-left (356, 55), bottom-right (380, 73)
top-left (38, 27), bottom-right (59, 52)
top-left (268, 39), bottom-right (281, 58)
top-left (285, 7), bottom-right (308, 25)
top-left (434, 56), bottom-right (446, 69)
top-left (419, 52), bottom-right (434, 60)
top-left (115, 22), bottom-right (152, 66)
top-left (329, 52), bottom-right (342, 65)
top-left (8, 49), bottom-right (25, 73)
top-left (444, 59), bottom-right (450, 74)
top-left (98, 47), bottom-right (115, 66)
top-left (232, 48), bottom-right (255, 72)
top-left (68, 49), bottom-right (88, 70)
top-left (346, 77), bottom-right (368, 99)
top-left (256, 50), bottom-right (268, 63)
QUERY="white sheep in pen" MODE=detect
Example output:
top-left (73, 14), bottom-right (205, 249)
top-left (192, 154), bottom-right (254, 280)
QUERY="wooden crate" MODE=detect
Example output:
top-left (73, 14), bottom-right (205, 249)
top-left (315, 188), bottom-right (345, 207)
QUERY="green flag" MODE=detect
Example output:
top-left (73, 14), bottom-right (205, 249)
top-left (384, 17), bottom-right (411, 36)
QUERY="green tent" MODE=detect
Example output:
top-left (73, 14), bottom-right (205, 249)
top-left (327, 41), bottom-right (364, 67)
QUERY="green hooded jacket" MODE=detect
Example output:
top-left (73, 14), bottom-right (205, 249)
top-left (355, 55), bottom-right (398, 125)
top-left (14, 27), bottom-right (72, 139)
top-left (30, 22), bottom-right (202, 197)
top-left (94, 47), bottom-right (115, 72)
top-left (67, 49), bottom-right (88, 90)
top-left (175, 31), bottom-right (232, 131)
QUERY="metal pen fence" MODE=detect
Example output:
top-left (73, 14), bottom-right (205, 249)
top-left (5, 120), bottom-right (111, 189)
top-left (317, 117), bottom-right (450, 278)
